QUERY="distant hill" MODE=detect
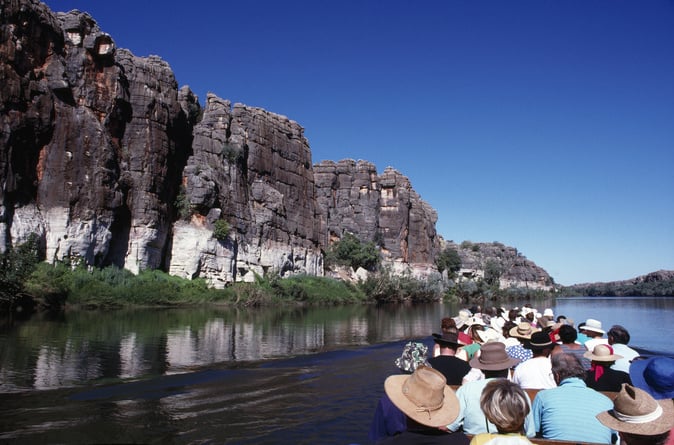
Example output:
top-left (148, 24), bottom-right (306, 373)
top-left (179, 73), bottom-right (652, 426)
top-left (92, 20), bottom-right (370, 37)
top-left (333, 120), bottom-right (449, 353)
top-left (562, 270), bottom-right (674, 297)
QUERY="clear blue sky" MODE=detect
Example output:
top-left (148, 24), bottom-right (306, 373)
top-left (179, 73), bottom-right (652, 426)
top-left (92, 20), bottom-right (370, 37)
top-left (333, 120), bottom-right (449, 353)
top-left (43, 0), bottom-right (674, 285)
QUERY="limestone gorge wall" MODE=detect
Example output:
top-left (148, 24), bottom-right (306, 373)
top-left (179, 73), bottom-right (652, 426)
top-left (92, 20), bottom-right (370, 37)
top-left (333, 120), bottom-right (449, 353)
top-left (447, 241), bottom-right (554, 290)
top-left (168, 95), bottom-right (324, 285)
top-left (0, 0), bottom-right (553, 288)
top-left (314, 159), bottom-right (440, 277)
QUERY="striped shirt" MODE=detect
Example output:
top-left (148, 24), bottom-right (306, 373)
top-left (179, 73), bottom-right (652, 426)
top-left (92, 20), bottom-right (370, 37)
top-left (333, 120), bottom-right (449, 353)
top-left (532, 378), bottom-right (613, 443)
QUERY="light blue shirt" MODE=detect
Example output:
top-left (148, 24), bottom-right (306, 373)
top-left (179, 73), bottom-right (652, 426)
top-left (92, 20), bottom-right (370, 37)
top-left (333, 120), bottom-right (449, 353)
top-left (532, 377), bottom-right (613, 443)
top-left (447, 378), bottom-right (535, 437)
top-left (610, 343), bottom-right (639, 374)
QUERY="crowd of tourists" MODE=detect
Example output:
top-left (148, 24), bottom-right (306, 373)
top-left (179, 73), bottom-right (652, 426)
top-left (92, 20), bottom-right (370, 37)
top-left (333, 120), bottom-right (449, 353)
top-left (370, 305), bottom-right (674, 445)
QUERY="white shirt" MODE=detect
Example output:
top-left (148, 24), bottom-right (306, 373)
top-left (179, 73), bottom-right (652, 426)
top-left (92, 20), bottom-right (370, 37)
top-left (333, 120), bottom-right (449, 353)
top-left (584, 337), bottom-right (609, 352)
top-left (513, 356), bottom-right (556, 389)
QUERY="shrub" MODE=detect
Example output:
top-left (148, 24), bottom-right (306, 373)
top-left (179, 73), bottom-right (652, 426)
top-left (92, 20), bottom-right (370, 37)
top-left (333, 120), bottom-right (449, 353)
top-left (324, 232), bottom-right (380, 271)
top-left (212, 219), bottom-right (230, 241)
top-left (436, 247), bottom-right (461, 277)
top-left (174, 185), bottom-right (191, 220)
top-left (359, 268), bottom-right (443, 303)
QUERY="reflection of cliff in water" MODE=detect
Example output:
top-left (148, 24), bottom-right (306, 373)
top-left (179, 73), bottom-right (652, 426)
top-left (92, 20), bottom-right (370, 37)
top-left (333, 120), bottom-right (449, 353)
top-left (2, 304), bottom-right (448, 391)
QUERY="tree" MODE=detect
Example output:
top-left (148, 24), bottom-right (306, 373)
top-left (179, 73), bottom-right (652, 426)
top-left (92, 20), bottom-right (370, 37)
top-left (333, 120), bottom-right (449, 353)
top-left (324, 232), bottom-right (380, 271)
top-left (484, 259), bottom-right (502, 288)
top-left (212, 219), bottom-right (230, 241)
top-left (0, 233), bottom-right (42, 313)
top-left (436, 247), bottom-right (462, 277)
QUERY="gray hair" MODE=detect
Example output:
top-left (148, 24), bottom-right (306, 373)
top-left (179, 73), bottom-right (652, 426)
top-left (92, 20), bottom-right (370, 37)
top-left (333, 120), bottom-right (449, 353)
top-left (551, 353), bottom-right (586, 382)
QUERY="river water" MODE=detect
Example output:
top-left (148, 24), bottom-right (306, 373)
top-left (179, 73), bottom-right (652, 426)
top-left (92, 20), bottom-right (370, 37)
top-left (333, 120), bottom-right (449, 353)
top-left (1, 297), bottom-right (672, 444)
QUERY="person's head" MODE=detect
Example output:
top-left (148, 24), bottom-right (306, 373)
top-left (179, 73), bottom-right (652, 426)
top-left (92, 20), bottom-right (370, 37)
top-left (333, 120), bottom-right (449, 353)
top-left (432, 331), bottom-right (462, 354)
top-left (551, 352), bottom-right (586, 384)
top-left (384, 365), bottom-right (460, 428)
top-left (580, 318), bottom-right (605, 338)
top-left (597, 384), bottom-right (674, 445)
top-left (630, 356), bottom-right (674, 400)
top-left (556, 315), bottom-right (567, 323)
top-left (543, 308), bottom-right (554, 320)
top-left (509, 322), bottom-right (539, 342)
top-left (508, 309), bottom-right (519, 322)
top-left (584, 344), bottom-right (622, 367)
top-left (395, 342), bottom-right (430, 374)
top-left (441, 317), bottom-right (457, 333)
top-left (526, 331), bottom-right (553, 357)
top-left (558, 324), bottom-right (578, 344)
top-left (469, 342), bottom-right (520, 379)
top-left (502, 321), bottom-right (517, 339)
top-left (608, 325), bottom-right (631, 346)
top-left (525, 312), bottom-right (535, 323)
top-left (480, 379), bottom-right (530, 434)
top-left (468, 324), bottom-right (484, 343)
top-left (619, 431), bottom-right (671, 445)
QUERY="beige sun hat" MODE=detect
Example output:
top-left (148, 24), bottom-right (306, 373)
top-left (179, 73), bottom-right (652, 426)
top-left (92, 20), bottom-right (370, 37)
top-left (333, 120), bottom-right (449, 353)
top-left (453, 309), bottom-right (472, 329)
top-left (509, 322), bottom-right (540, 339)
top-left (584, 344), bottom-right (623, 362)
top-left (597, 384), bottom-right (674, 435)
top-left (477, 327), bottom-right (501, 344)
top-left (384, 365), bottom-right (460, 427)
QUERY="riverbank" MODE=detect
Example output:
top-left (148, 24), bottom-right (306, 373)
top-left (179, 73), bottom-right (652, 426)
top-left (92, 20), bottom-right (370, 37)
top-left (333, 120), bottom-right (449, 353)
top-left (4, 259), bottom-right (559, 316)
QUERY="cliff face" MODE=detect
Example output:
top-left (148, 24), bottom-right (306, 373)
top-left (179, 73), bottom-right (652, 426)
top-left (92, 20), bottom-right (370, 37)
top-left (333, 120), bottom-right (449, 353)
top-left (169, 95), bottom-right (323, 284)
top-left (0, 0), bottom-right (551, 287)
top-left (1, 2), bottom-right (191, 273)
top-left (445, 241), bottom-right (554, 290)
top-left (314, 159), bottom-right (440, 275)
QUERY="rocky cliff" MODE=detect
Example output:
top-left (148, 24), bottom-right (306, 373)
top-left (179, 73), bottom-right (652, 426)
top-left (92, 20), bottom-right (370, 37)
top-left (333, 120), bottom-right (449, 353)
top-left (314, 159), bottom-right (440, 276)
top-left (168, 94), bottom-right (323, 284)
top-left (564, 270), bottom-right (674, 296)
top-left (0, 0), bottom-right (552, 288)
top-left (444, 241), bottom-right (554, 290)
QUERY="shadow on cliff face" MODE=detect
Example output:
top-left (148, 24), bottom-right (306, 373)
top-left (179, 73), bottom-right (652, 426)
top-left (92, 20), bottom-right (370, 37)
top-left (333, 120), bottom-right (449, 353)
top-left (105, 205), bottom-right (131, 268)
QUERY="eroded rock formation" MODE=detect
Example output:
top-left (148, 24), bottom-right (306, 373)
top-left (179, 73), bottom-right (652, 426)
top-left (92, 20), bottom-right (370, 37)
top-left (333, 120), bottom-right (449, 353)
top-left (0, 0), bottom-right (553, 288)
top-left (314, 159), bottom-right (440, 276)
top-left (169, 95), bottom-right (323, 284)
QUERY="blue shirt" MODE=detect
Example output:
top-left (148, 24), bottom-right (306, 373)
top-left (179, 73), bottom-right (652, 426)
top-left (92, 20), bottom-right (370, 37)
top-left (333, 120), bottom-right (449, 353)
top-left (447, 378), bottom-right (535, 437)
top-left (532, 378), bottom-right (613, 443)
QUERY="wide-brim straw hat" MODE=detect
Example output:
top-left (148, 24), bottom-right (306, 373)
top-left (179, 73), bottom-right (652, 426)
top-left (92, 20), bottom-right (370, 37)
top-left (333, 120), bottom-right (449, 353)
top-left (629, 356), bottom-right (674, 399)
top-left (582, 318), bottom-right (605, 334)
top-left (584, 344), bottom-right (623, 362)
top-left (384, 365), bottom-right (460, 427)
top-left (469, 342), bottom-right (520, 370)
top-left (597, 384), bottom-right (674, 435)
top-left (509, 322), bottom-right (539, 339)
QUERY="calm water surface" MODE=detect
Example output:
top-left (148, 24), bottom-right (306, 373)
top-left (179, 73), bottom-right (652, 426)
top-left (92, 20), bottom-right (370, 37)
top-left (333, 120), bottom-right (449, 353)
top-left (1, 297), bottom-right (672, 444)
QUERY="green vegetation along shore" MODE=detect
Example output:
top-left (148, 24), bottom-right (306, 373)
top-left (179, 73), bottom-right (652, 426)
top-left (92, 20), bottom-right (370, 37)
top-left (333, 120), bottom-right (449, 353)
top-left (1, 234), bottom-right (553, 315)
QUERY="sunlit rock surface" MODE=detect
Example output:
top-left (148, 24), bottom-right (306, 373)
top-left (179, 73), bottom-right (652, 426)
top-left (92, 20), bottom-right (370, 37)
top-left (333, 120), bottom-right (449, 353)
top-left (0, 0), bottom-right (553, 287)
